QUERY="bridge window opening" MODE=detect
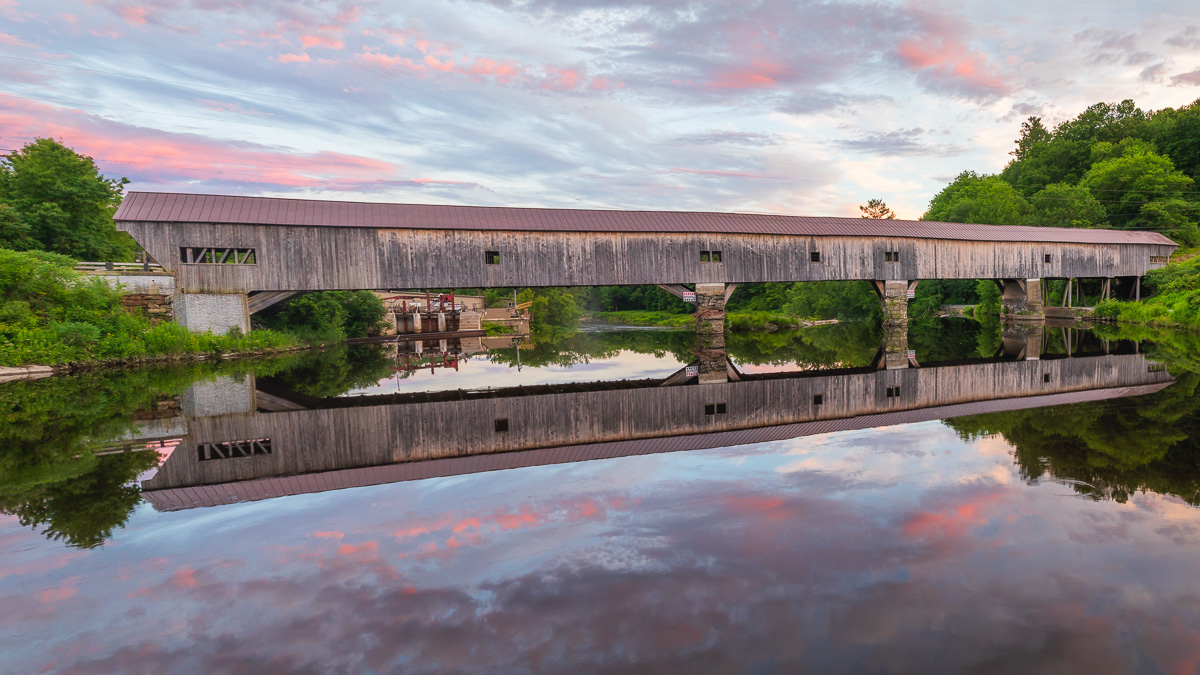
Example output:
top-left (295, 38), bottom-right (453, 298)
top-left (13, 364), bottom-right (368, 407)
top-left (197, 438), bottom-right (271, 461)
top-left (1151, 255), bottom-right (1169, 264)
top-left (700, 250), bottom-right (710, 262)
top-left (712, 250), bottom-right (722, 263)
top-left (179, 247), bottom-right (257, 265)
top-left (810, 251), bottom-right (821, 263)
top-left (705, 403), bottom-right (728, 416)
top-left (813, 394), bottom-right (823, 406)
top-left (884, 251), bottom-right (900, 263)
top-left (886, 386), bottom-right (901, 399)
top-left (1044, 254), bottom-right (1052, 263)
top-left (485, 250), bottom-right (501, 265)
top-left (1043, 373), bottom-right (1051, 383)
top-left (494, 418), bottom-right (509, 433)
top-left (1148, 363), bottom-right (1167, 373)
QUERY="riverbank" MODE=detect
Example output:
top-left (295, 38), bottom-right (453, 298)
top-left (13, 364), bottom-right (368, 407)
top-left (584, 310), bottom-right (838, 332)
top-left (1090, 255), bottom-right (1200, 332)
top-left (0, 341), bottom-right (315, 382)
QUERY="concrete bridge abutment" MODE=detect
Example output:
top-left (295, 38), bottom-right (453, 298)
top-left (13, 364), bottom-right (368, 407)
top-left (173, 293), bottom-right (250, 335)
top-left (1000, 278), bottom-right (1044, 322)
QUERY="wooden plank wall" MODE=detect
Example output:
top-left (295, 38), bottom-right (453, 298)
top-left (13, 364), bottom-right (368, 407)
top-left (119, 222), bottom-right (1177, 293)
top-left (143, 352), bottom-right (1172, 491)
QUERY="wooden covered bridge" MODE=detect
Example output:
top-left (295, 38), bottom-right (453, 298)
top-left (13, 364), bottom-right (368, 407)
top-left (113, 192), bottom-right (1178, 334)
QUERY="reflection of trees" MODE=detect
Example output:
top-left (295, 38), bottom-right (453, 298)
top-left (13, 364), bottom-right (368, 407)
top-left (0, 452), bottom-right (159, 548)
top-left (946, 372), bottom-right (1200, 505)
top-left (486, 330), bottom-right (697, 368)
top-left (0, 359), bottom-right (281, 548)
top-left (727, 323), bottom-right (882, 369)
top-left (264, 345), bottom-right (394, 398)
top-left (908, 319), bottom-right (984, 362)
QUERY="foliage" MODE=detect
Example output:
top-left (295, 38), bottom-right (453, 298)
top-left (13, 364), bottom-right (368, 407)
top-left (1027, 183), bottom-right (1108, 229)
top-left (922, 171), bottom-right (1030, 225)
top-left (590, 310), bottom-right (695, 328)
top-left (783, 281), bottom-right (882, 321)
top-left (0, 247), bottom-right (297, 366)
top-left (726, 322), bottom-right (882, 369)
top-left (859, 198), bottom-right (896, 219)
top-left (256, 291), bottom-right (388, 340)
top-left (573, 285), bottom-right (693, 313)
top-left (0, 138), bottom-right (135, 260)
top-left (1088, 254), bottom-right (1200, 330)
top-left (932, 98), bottom-right (1200, 243)
top-left (517, 288), bottom-right (582, 330)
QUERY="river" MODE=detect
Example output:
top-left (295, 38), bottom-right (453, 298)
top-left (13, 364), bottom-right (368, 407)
top-left (3, 319), bottom-right (1200, 673)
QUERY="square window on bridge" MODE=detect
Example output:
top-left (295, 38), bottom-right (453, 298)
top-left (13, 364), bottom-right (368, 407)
top-left (886, 386), bottom-right (901, 398)
top-left (494, 418), bottom-right (509, 433)
top-left (1043, 373), bottom-right (1051, 383)
top-left (813, 394), bottom-right (823, 406)
top-left (711, 250), bottom-right (722, 263)
top-left (179, 247), bottom-right (257, 265)
top-left (700, 250), bottom-right (711, 262)
top-left (1044, 254), bottom-right (1052, 263)
top-left (485, 250), bottom-right (501, 265)
top-left (810, 251), bottom-right (821, 263)
top-left (705, 403), bottom-right (727, 416)
top-left (885, 251), bottom-right (899, 262)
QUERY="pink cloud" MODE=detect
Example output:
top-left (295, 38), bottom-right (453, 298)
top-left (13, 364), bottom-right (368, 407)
top-left (424, 54), bottom-right (455, 72)
top-left (358, 51), bottom-right (424, 72)
top-left (666, 167), bottom-right (772, 179)
top-left (39, 587), bottom-right (79, 603)
top-left (0, 94), bottom-right (406, 191)
top-left (169, 567), bottom-right (196, 589)
top-left (0, 32), bottom-right (31, 47)
top-left (1171, 68), bottom-right (1200, 86)
top-left (118, 4), bottom-right (147, 26)
top-left (896, 38), bottom-right (1010, 98)
top-left (276, 52), bottom-right (310, 64)
top-left (300, 35), bottom-right (344, 49)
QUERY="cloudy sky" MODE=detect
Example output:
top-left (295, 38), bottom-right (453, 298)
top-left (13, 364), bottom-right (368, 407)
top-left (1, 0), bottom-right (1199, 218)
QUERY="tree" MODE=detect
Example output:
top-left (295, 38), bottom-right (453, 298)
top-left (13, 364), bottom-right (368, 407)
top-left (517, 288), bottom-right (582, 330)
top-left (1148, 98), bottom-right (1200, 180)
top-left (1012, 116), bottom-right (1051, 160)
top-left (1079, 146), bottom-right (1199, 243)
top-left (922, 171), bottom-right (1030, 225)
top-left (256, 291), bottom-right (388, 339)
top-left (0, 138), bottom-right (134, 260)
top-left (1028, 183), bottom-right (1108, 229)
top-left (1054, 99), bottom-right (1148, 145)
top-left (859, 199), bottom-right (896, 219)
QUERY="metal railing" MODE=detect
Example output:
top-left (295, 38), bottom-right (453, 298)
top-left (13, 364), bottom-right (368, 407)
top-left (74, 261), bottom-right (168, 273)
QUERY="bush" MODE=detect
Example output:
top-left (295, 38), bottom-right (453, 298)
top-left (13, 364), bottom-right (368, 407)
top-left (256, 291), bottom-right (388, 340)
top-left (0, 247), bottom-right (298, 366)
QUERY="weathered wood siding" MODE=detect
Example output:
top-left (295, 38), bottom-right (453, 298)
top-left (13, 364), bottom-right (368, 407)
top-left (119, 222), bottom-right (1177, 293)
top-left (143, 353), bottom-right (1172, 491)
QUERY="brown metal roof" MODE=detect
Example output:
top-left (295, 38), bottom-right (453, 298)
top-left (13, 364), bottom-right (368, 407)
top-left (114, 191), bottom-right (1179, 246)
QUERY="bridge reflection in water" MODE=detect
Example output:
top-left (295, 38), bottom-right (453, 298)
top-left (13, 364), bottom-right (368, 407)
top-left (140, 330), bottom-right (1173, 511)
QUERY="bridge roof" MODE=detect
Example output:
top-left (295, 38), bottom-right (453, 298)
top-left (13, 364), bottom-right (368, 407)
top-left (115, 192), bottom-right (1178, 246)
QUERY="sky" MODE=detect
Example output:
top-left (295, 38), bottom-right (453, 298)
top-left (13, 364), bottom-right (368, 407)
top-left (1, 0), bottom-right (1199, 218)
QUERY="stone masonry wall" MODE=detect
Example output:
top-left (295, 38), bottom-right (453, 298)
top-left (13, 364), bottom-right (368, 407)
top-left (120, 294), bottom-right (173, 324)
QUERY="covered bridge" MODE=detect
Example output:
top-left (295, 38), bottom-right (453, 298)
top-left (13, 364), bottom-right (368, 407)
top-left (113, 192), bottom-right (1178, 334)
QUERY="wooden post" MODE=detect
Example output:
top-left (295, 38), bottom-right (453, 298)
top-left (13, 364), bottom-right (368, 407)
top-left (1136, 276), bottom-right (1141, 301)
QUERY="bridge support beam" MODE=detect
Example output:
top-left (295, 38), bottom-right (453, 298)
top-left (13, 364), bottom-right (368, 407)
top-left (695, 283), bottom-right (727, 346)
top-left (1000, 278), bottom-right (1044, 322)
top-left (174, 292), bottom-right (249, 335)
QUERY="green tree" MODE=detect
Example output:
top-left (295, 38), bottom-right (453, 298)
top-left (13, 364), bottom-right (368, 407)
top-left (859, 198), bottom-right (896, 219)
top-left (1147, 98), bottom-right (1200, 179)
top-left (1011, 116), bottom-right (1052, 160)
top-left (0, 138), bottom-right (134, 260)
top-left (922, 171), bottom-right (1030, 225)
top-left (517, 288), bottom-right (582, 330)
top-left (1027, 183), bottom-right (1108, 228)
top-left (1079, 146), bottom-right (1199, 244)
top-left (257, 291), bottom-right (388, 339)
top-left (783, 281), bottom-right (881, 321)
top-left (1000, 138), bottom-right (1094, 198)
top-left (1054, 99), bottom-right (1149, 145)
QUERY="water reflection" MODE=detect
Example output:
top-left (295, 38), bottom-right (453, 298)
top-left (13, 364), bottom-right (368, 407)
top-left (6, 321), bottom-right (1200, 672)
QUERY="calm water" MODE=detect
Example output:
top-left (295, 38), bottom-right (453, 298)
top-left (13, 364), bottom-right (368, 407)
top-left (4, 320), bottom-right (1200, 673)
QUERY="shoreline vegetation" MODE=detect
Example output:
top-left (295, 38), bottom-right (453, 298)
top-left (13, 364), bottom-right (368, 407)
top-left (584, 310), bottom-right (839, 332)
